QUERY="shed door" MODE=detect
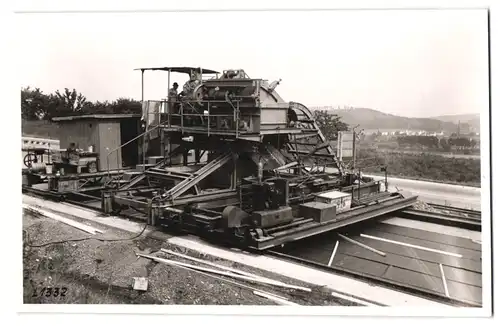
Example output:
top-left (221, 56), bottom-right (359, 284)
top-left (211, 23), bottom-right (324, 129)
top-left (98, 122), bottom-right (121, 170)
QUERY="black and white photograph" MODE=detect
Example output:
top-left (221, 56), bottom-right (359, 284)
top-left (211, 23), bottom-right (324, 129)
top-left (7, 0), bottom-right (496, 322)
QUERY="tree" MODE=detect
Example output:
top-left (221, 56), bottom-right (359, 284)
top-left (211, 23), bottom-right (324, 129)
top-left (21, 86), bottom-right (145, 120)
top-left (110, 98), bottom-right (142, 114)
top-left (312, 110), bottom-right (349, 140)
top-left (21, 87), bottom-right (92, 120)
top-left (440, 137), bottom-right (451, 151)
top-left (449, 137), bottom-right (472, 148)
top-left (21, 87), bottom-right (57, 120)
top-left (52, 88), bottom-right (88, 117)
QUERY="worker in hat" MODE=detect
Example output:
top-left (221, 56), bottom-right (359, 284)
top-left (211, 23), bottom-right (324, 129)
top-left (169, 82), bottom-right (179, 99)
top-left (168, 82), bottom-right (179, 115)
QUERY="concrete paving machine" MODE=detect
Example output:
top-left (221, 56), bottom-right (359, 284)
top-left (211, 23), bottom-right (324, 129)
top-left (101, 66), bottom-right (417, 249)
top-left (23, 66), bottom-right (418, 250)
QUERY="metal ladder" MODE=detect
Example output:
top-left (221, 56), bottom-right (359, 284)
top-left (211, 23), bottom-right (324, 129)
top-left (289, 101), bottom-right (345, 176)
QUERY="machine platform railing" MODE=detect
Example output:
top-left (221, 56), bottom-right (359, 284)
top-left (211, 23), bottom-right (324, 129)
top-left (143, 99), bottom-right (250, 138)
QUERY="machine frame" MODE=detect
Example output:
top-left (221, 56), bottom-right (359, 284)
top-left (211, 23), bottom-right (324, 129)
top-left (22, 66), bottom-right (418, 250)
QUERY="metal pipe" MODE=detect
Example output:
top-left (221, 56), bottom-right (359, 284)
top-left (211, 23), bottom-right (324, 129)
top-left (143, 100), bottom-right (148, 165)
top-left (141, 69), bottom-right (144, 103)
top-left (358, 168), bottom-right (361, 200)
top-left (167, 69), bottom-right (171, 115)
top-left (384, 167), bottom-right (388, 192)
top-left (352, 130), bottom-right (356, 170)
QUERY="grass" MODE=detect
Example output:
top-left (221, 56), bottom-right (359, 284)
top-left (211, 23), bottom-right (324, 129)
top-left (356, 148), bottom-right (481, 187)
top-left (22, 120), bottom-right (59, 139)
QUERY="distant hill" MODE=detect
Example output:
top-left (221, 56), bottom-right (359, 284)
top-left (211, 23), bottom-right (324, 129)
top-left (326, 108), bottom-right (458, 133)
top-left (431, 113), bottom-right (480, 131)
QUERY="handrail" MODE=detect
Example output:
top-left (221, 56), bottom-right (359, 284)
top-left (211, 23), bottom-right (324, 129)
top-left (106, 97), bottom-right (243, 176)
top-left (106, 122), bottom-right (163, 177)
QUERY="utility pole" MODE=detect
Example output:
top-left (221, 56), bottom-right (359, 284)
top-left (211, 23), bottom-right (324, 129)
top-left (352, 130), bottom-right (356, 170)
top-left (381, 166), bottom-right (388, 192)
top-left (351, 125), bottom-right (363, 171)
top-left (358, 167), bottom-right (361, 200)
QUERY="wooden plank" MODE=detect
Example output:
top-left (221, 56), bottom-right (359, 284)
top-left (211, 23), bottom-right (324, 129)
top-left (161, 248), bottom-right (289, 285)
top-left (360, 233), bottom-right (462, 258)
top-left (138, 253), bottom-right (311, 292)
top-left (439, 263), bottom-right (450, 298)
top-left (327, 241), bottom-right (339, 267)
top-left (146, 251), bottom-right (293, 304)
top-left (23, 204), bottom-right (104, 235)
top-left (337, 233), bottom-right (386, 257)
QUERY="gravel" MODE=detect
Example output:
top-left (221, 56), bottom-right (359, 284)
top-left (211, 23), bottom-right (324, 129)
top-left (157, 244), bottom-right (359, 306)
top-left (23, 208), bottom-right (353, 306)
top-left (411, 201), bottom-right (440, 212)
top-left (411, 200), bottom-right (468, 217)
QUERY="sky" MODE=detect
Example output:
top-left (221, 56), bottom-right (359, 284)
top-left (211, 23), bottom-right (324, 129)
top-left (16, 9), bottom-right (489, 118)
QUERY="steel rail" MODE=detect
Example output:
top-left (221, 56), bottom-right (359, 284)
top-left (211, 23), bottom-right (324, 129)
top-left (399, 209), bottom-right (481, 231)
top-left (426, 203), bottom-right (482, 219)
top-left (22, 185), bottom-right (64, 201)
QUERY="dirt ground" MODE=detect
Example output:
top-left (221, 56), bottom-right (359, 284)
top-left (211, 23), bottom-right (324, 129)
top-left (22, 208), bottom-right (356, 306)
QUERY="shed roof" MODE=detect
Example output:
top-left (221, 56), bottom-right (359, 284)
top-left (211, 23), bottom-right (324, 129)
top-left (134, 66), bottom-right (219, 74)
top-left (52, 114), bottom-right (141, 122)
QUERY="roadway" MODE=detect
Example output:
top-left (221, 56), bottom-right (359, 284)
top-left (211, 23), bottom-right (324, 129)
top-left (377, 149), bottom-right (481, 160)
top-left (367, 175), bottom-right (481, 211)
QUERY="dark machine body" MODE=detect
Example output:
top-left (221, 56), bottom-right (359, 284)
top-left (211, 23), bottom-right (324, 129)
top-left (22, 67), bottom-right (417, 250)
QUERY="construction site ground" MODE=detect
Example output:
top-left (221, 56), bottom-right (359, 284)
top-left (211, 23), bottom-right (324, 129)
top-left (22, 203), bottom-right (358, 306)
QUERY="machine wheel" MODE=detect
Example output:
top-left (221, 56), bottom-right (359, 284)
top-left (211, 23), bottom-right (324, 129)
top-left (23, 153), bottom-right (37, 168)
top-left (252, 228), bottom-right (265, 239)
top-left (192, 84), bottom-right (205, 105)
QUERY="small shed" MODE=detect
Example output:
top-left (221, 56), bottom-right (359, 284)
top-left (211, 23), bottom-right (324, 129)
top-left (51, 114), bottom-right (142, 171)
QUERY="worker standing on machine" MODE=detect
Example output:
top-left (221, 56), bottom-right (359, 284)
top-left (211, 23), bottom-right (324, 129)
top-left (168, 82), bottom-right (179, 114)
top-left (169, 82), bottom-right (178, 99)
